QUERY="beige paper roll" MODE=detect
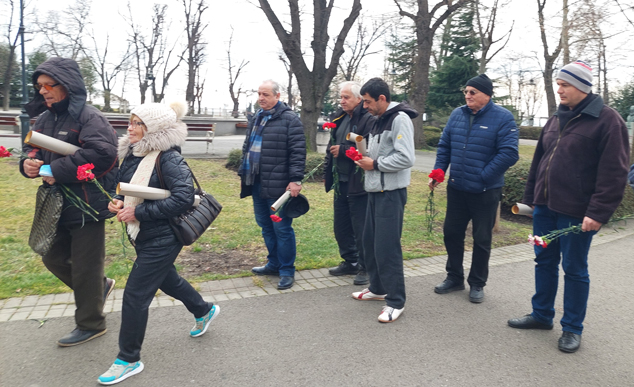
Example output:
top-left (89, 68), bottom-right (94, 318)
top-left (25, 131), bottom-right (81, 155)
top-left (117, 182), bottom-right (201, 206)
top-left (512, 203), bottom-right (533, 216)
top-left (271, 190), bottom-right (291, 212)
top-left (346, 132), bottom-right (367, 155)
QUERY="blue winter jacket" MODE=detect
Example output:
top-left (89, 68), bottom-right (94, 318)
top-left (434, 99), bottom-right (519, 193)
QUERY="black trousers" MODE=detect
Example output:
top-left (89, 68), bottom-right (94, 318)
top-left (333, 181), bottom-right (368, 268)
top-left (363, 188), bottom-right (407, 309)
top-left (118, 235), bottom-right (211, 363)
top-left (43, 221), bottom-right (107, 331)
top-left (443, 185), bottom-right (501, 287)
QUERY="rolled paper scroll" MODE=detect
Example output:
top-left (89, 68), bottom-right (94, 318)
top-left (117, 182), bottom-right (201, 207)
top-left (271, 190), bottom-right (291, 212)
top-left (346, 132), bottom-right (367, 155)
top-left (25, 131), bottom-right (81, 156)
top-left (512, 203), bottom-right (533, 216)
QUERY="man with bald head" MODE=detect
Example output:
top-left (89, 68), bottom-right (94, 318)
top-left (325, 81), bottom-right (375, 285)
top-left (239, 80), bottom-right (306, 290)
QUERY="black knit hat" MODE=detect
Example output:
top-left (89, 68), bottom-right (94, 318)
top-left (466, 74), bottom-right (493, 96)
top-left (283, 194), bottom-right (310, 219)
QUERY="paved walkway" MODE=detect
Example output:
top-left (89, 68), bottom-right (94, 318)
top-left (2, 220), bottom-right (633, 323)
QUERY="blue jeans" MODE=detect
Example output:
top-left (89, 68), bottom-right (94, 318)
top-left (252, 182), bottom-right (296, 277)
top-left (531, 205), bottom-right (596, 335)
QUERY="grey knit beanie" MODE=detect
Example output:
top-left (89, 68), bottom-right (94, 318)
top-left (557, 60), bottom-right (593, 93)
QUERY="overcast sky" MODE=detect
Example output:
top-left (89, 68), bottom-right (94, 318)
top-left (9, 0), bottom-right (634, 116)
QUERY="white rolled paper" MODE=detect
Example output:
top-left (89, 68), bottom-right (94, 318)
top-left (271, 190), bottom-right (291, 212)
top-left (512, 203), bottom-right (533, 216)
top-left (117, 182), bottom-right (201, 207)
top-left (25, 131), bottom-right (81, 156)
top-left (346, 132), bottom-right (367, 155)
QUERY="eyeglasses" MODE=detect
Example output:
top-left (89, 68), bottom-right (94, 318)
top-left (34, 83), bottom-right (60, 91)
top-left (462, 89), bottom-right (480, 96)
top-left (128, 121), bottom-right (145, 128)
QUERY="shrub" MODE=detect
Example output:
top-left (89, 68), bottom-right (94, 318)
top-left (305, 152), bottom-right (326, 182)
top-left (225, 148), bottom-right (243, 170)
top-left (519, 126), bottom-right (542, 140)
top-left (501, 159), bottom-right (532, 209)
top-left (612, 184), bottom-right (634, 220)
top-left (423, 126), bottom-right (442, 147)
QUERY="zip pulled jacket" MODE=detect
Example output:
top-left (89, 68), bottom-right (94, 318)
top-left (239, 102), bottom-right (306, 200)
top-left (323, 103), bottom-right (375, 196)
top-left (434, 99), bottom-right (519, 193)
top-left (523, 95), bottom-right (629, 224)
top-left (20, 57), bottom-right (119, 226)
top-left (364, 102), bottom-right (417, 193)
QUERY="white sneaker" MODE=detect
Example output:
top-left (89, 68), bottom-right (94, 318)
top-left (98, 358), bottom-right (144, 385)
top-left (352, 288), bottom-right (386, 301)
top-left (378, 305), bottom-right (404, 323)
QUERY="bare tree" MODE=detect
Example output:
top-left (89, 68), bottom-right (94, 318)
top-left (153, 43), bottom-right (186, 103)
top-left (393, 0), bottom-right (471, 148)
top-left (182, 0), bottom-right (208, 115)
top-left (36, 0), bottom-right (90, 60)
top-left (86, 33), bottom-right (132, 112)
top-left (226, 27), bottom-right (249, 118)
top-left (338, 15), bottom-right (391, 81)
top-left (1, 0), bottom-right (21, 110)
top-left (194, 67), bottom-right (205, 114)
top-left (536, 0), bottom-right (563, 116)
top-left (475, 0), bottom-right (514, 74)
top-left (257, 0), bottom-right (362, 151)
top-left (278, 53), bottom-right (296, 109)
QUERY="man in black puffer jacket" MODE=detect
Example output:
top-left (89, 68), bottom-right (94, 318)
top-left (239, 80), bottom-right (306, 290)
top-left (20, 57), bottom-right (118, 347)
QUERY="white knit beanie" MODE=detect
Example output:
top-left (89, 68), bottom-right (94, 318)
top-left (131, 101), bottom-right (187, 133)
top-left (557, 60), bottom-right (593, 94)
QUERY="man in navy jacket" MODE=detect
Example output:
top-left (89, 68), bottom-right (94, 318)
top-left (430, 74), bottom-right (519, 303)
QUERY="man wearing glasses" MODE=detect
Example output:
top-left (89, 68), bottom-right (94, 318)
top-left (20, 57), bottom-right (119, 347)
top-left (429, 74), bottom-right (519, 304)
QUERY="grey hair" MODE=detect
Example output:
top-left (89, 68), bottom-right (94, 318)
top-left (262, 79), bottom-right (281, 95)
top-left (339, 81), bottom-right (362, 99)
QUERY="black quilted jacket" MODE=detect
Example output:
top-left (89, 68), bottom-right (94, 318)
top-left (239, 102), bottom-right (306, 199)
top-left (115, 148), bottom-right (195, 246)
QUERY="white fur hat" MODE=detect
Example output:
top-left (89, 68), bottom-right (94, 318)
top-left (131, 101), bottom-right (187, 133)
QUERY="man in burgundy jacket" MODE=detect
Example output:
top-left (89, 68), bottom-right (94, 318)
top-left (508, 61), bottom-right (629, 353)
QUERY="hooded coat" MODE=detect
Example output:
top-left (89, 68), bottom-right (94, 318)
top-left (115, 106), bottom-right (195, 247)
top-left (20, 57), bottom-right (119, 226)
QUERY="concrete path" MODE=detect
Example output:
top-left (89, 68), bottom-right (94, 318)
top-left (1, 221), bottom-right (633, 386)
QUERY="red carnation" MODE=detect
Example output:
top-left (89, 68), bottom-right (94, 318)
top-left (428, 168), bottom-right (445, 183)
top-left (345, 147), bottom-right (363, 161)
top-left (322, 122), bottom-right (336, 130)
top-left (0, 146), bottom-right (11, 158)
top-left (77, 163), bottom-right (95, 181)
top-left (270, 214), bottom-right (282, 222)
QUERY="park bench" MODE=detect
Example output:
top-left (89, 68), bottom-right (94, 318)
top-left (184, 122), bottom-right (215, 153)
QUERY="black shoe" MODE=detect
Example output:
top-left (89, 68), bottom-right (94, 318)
top-left (558, 331), bottom-right (581, 353)
top-left (469, 286), bottom-right (484, 303)
top-left (104, 278), bottom-right (115, 303)
top-left (252, 266), bottom-right (279, 276)
top-left (277, 276), bottom-right (294, 290)
top-left (57, 328), bottom-right (107, 347)
top-left (328, 262), bottom-right (359, 276)
top-left (507, 314), bottom-right (554, 330)
top-left (434, 278), bottom-right (465, 294)
top-left (353, 269), bottom-right (369, 285)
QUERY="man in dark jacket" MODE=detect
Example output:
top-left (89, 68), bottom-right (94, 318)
top-left (20, 57), bottom-right (119, 346)
top-left (325, 81), bottom-right (374, 285)
top-left (431, 74), bottom-right (519, 304)
top-left (239, 80), bottom-right (306, 290)
top-left (508, 61), bottom-right (629, 353)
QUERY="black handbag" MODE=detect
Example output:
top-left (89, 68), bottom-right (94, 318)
top-left (29, 184), bottom-right (64, 256)
top-left (155, 153), bottom-right (222, 246)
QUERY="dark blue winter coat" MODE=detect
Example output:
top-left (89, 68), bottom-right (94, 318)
top-left (434, 99), bottom-right (519, 193)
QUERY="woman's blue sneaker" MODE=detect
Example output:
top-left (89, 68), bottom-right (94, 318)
top-left (98, 358), bottom-right (144, 385)
top-left (190, 304), bottom-right (219, 337)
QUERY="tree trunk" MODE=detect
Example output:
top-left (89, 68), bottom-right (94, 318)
top-left (2, 48), bottom-right (16, 111)
top-left (103, 89), bottom-right (112, 112)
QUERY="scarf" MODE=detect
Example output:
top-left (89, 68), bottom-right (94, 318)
top-left (239, 103), bottom-right (279, 185)
top-left (123, 149), bottom-right (161, 240)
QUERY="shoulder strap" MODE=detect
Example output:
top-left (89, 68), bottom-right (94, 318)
top-left (154, 151), bottom-right (202, 191)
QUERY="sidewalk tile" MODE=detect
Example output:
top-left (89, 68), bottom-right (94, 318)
top-left (45, 308), bottom-right (65, 318)
top-left (20, 295), bottom-right (39, 307)
top-left (62, 307), bottom-right (75, 317)
top-left (213, 293), bottom-right (229, 302)
top-left (52, 293), bottom-right (72, 305)
top-left (9, 311), bottom-right (30, 321)
top-left (208, 281), bottom-right (223, 291)
top-left (4, 298), bottom-right (22, 308)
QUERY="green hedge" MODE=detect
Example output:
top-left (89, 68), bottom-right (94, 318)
top-left (519, 126), bottom-right (542, 140)
top-left (225, 148), bottom-right (243, 170)
top-left (423, 126), bottom-right (442, 147)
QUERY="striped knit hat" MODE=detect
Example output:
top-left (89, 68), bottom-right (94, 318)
top-left (557, 60), bottom-right (593, 93)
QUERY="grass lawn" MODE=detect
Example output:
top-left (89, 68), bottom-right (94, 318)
top-left (0, 156), bottom-right (532, 299)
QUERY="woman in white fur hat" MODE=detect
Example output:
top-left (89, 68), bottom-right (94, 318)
top-left (98, 102), bottom-right (219, 385)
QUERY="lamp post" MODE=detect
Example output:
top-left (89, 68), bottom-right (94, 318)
top-left (19, 0), bottom-right (29, 143)
top-left (146, 67), bottom-right (155, 103)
